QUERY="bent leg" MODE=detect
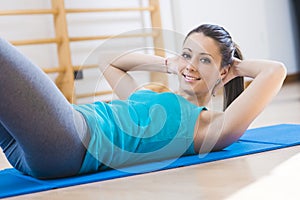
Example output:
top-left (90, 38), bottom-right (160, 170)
top-left (0, 38), bottom-right (89, 178)
top-left (0, 122), bottom-right (30, 173)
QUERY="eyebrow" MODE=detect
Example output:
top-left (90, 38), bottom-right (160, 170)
top-left (183, 47), bottom-right (214, 58)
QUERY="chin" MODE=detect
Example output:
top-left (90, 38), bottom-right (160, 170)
top-left (180, 81), bottom-right (209, 96)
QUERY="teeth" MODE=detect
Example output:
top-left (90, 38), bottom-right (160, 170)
top-left (186, 76), bottom-right (196, 80)
top-left (183, 74), bottom-right (200, 80)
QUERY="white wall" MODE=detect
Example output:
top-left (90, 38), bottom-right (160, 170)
top-left (263, 0), bottom-right (298, 74)
top-left (169, 0), bottom-right (298, 74)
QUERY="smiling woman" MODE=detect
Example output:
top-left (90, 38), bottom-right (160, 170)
top-left (100, 24), bottom-right (286, 154)
top-left (179, 24), bottom-right (245, 109)
top-left (177, 32), bottom-right (223, 105)
top-left (0, 24), bottom-right (286, 179)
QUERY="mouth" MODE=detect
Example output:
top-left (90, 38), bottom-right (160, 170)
top-left (182, 73), bottom-right (201, 82)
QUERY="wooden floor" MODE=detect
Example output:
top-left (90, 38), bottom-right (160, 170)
top-left (1, 81), bottom-right (300, 200)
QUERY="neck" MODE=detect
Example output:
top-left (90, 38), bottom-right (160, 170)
top-left (177, 90), bottom-right (211, 107)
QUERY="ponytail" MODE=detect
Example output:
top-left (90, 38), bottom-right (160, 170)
top-left (223, 44), bottom-right (244, 111)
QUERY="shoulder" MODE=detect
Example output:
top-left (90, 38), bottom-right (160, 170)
top-left (194, 110), bottom-right (228, 153)
top-left (197, 110), bottom-right (226, 138)
top-left (195, 108), bottom-right (249, 153)
top-left (198, 109), bottom-right (224, 124)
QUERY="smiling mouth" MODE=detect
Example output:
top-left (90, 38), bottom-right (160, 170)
top-left (182, 73), bottom-right (201, 81)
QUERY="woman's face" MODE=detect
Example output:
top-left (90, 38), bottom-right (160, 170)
top-left (177, 32), bottom-right (223, 97)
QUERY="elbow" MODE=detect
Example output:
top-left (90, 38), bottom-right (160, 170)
top-left (99, 63), bottom-right (116, 73)
top-left (98, 62), bottom-right (110, 72)
top-left (98, 53), bottom-right (119, 72)
top-left (272, 62), bottom-right (287, 82)
top-left (263, 61), bottom-right (287, 86)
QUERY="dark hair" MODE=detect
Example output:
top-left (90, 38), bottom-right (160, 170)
top-left (185, 24), bottom-right (244, 110)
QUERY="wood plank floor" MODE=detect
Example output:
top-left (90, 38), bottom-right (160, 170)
top-left (1, 81), bottom-right (299, 200)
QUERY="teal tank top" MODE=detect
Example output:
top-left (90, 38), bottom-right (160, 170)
top-left (73, 90), bottom-right (206, 174)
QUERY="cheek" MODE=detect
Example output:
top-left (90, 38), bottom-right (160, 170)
top-left (177, 64), bottom-right (186, 73)
top-left (200, 67), bottom-right (220, 86)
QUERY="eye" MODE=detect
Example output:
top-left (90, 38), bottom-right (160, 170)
top-left (200, 57), bottom-right (211, 64)
top-left (181, 52), bottom-right (191, 60)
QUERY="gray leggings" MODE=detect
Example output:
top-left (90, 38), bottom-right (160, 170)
top-left (0, 38), bottom-right (90, 179)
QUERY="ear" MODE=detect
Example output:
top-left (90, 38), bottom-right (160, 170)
top-left (220, 65), bottom-right (230, 81)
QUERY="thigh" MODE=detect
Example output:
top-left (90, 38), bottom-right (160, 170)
top-left (0, 38), bottom-right (89, 178)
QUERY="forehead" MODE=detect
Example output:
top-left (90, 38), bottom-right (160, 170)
top-left (184, 32), bottom-right (222, 61)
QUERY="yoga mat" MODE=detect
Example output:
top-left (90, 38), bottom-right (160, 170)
top-left (0, 124), bottom-right (299, 198)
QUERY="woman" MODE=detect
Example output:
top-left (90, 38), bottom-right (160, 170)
top-left (0, 24), bottom-right (286, 179)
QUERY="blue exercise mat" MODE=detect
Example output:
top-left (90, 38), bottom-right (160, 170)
top-left (0, 124), bottom-right (299, 198)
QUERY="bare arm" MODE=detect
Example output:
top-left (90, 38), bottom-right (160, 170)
top-left (99, 52), bottom-right (168, 99)
top-left (195, 59), bottom-right (287, 153)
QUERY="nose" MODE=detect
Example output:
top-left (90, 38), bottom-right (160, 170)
top-left (185, 62), bottom-right (197, 72)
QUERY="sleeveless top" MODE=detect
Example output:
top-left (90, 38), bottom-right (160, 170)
top-left (73, 90), bottom-right (206, 174)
